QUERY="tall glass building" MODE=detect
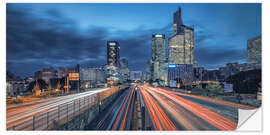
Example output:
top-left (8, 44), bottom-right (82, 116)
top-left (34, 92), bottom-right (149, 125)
top-left (169, 7), bottom-right (195, 66)
top-left (152, 34), bottom-right (167, 81)
top-left (107, 41), bottom-right (120, 67)
top-left (106, 41), bottom-right (120, 83)
top-left (247, 35), bottom-right (261, 70)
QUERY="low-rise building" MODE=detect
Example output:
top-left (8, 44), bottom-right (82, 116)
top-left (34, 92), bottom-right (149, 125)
top-left (167, 64), bottom-right (194, 86)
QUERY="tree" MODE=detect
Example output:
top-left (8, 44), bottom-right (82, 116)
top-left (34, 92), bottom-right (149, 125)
top-left (26, 79), bottom-right (47, 93)
top-left (226, 69), bottom-right (261, 94)
top-left (195, 85), bottom-right (202, 89)
top-left (206, 84), bottom-right (223, 94)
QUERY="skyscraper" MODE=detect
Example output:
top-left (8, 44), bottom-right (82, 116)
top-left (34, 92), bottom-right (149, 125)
top-left (119, 58), bottom-right (129, 82)
top-left (152, 34), bottom-right (167, 81)
top-left (169, 7), bottom-right (195, 66)
top-left (247, 35), bottom-right (261, 70)
top-left (106, 41), bottom-right (120, 83)
top-left (107, 41), bottom-right (120, 67)
top-left (173, 7), bottom-right (184, 35)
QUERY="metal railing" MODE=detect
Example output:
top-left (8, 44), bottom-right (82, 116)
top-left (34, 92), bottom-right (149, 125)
top-left (7, 86), bottom-right (126, 130)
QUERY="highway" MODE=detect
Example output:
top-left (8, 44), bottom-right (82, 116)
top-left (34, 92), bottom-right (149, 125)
top-left (138, 85), bottom-right (254, 130)
top-left (87, 86), bottom-right (136, 130)
top-left (88, 85), bottom-right (254, 131)
top-left (7, 84), bottom-right (255, 131)
top-left (6, 88), bottom-right (110, 129)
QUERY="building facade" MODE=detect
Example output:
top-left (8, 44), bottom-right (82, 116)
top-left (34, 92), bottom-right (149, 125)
top-left (130, 71), bottom-right (143, 81)
top-left (42, 67), bottom-right (57, 82)
top-left (194, 67), bottom-right (205, 81)
top-left (119, 59), bottom-right (129, 82)
top-left (167, 64), bottom-right (194, 86)
top-left (173, 7), bottom-right (184, 35)
top-left (34, 67), bottom-right (57, 83)
top-left (106, 41), bottom-right (121, 83)
top-left (7, 80), bottom-right (25, 97)
top-left (34, 71), bottom-right (42, 80)
top-left (145, 59), bottom-right (152, 81)
top-left (169, 7), bottom-right (195, 66)
top-left (58, 65), bottom-right (79, 78)
top-left (247, 35), bottom-right (261, 70)
top-left (79, 67), bottom-right (105, 83)
top-left (152, 34), bottom-right (167, 82)
top-left (107, 41), bottom-right (120, 67)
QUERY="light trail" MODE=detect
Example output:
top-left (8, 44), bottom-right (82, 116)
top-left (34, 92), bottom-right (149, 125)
top-left (157, 87), bottom-right (255, 110)
top-left (139, 86), bottom-right (177, 130)
top-left (112, 87), bottom-right (134, 130)
top-left (7, 88), bottom-right (110, 129)
top-left (139, 85), bottom-right (238, 130)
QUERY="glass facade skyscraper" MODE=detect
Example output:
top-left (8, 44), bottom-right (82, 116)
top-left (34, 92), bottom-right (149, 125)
top-left (152, 34), bottom-right (167, 81)
top-left (169, 7), bottom-right (195, 66)
top-left (106, 41), bottom-right (120, 83)
top-left (107, 41), bottom-right (120, 67)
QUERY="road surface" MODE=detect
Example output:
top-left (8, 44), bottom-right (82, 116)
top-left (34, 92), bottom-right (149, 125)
top-left (7, 88), bottom-right (110, 129)
top-left (138, 85), bottom-right (254, 130)
top-left (87, 86), bottom-right (136, 130)
top-left (8, 85), bottom-right (255, 131)
top-left (88, 85), bottom-right (254, 130)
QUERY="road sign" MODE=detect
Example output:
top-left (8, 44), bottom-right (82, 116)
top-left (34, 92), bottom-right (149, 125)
top-left (169, 80), bottom-right (176, 87)
top-left (68, 73), bottom-right (79, 80)
top-left (224, 83), bottom-right (233, 93)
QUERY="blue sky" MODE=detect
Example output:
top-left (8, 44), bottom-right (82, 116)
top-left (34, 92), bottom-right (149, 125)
top-left (7, 3), bottom-right (261, 78)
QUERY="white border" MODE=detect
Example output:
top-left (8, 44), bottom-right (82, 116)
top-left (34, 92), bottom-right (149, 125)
top-left (1, 0), bottom-right (268, 135)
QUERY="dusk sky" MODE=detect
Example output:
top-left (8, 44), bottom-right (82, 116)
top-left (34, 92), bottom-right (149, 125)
top-left (7, 3), bottom-right (261, 78)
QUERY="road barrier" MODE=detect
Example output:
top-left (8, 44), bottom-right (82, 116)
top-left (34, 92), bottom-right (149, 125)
top-left (7, 86), bottom-right (126, 130)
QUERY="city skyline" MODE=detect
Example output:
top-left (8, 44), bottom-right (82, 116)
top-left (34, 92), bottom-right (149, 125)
top-left (7, 3), bottom-right (261, 78)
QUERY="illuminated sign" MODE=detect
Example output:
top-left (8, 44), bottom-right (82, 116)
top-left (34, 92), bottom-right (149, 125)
top-left (155, 34), bottom-right (164, 38)
top-left (109, 42), bottom-right (116, 45)
top-left (224, 83), bottom-right (233, 93)
top-left (168, 64), bottom-right (177, 68)
top-left (68, 73), bottom-right (79, 81)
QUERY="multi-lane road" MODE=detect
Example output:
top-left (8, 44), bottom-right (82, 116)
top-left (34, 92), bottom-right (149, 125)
top-left (7, 85), bottom-right (255, 131)
top-left (87, 86), bottom-right (136, 130)
top-left (88, 85), bottom-right (255, 131)
top-left (7, 88), bottom-right (110, 129)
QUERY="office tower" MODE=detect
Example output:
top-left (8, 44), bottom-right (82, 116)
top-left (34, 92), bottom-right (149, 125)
top-left (173, 7), bottom-right (184, 35)
top-left (152, 34), bottom-right (167, 81)
top-left (106, 41), bottom-right (120, 83)
top-left (247, 35), bottom-right (261, 70)
top-left (119, 58), bottom-right (129, 82)
top-left (169, 7), bottom-right (195, 66)
top-left (107, 41), bottom-right (120, 67)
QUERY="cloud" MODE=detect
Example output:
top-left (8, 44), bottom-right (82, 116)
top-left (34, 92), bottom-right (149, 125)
top-left (7, 7), bottom-right (108, 77)
top-left (7, 6), bottom-right (172, 77)
top-left (6, 4), bottom-right (260, 78)
top-left (195, 45), bottom-right (246, 69)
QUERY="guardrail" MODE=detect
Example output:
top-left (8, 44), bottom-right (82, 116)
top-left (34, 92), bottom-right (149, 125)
top-left (7, 86), bottom-right (126, 130)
